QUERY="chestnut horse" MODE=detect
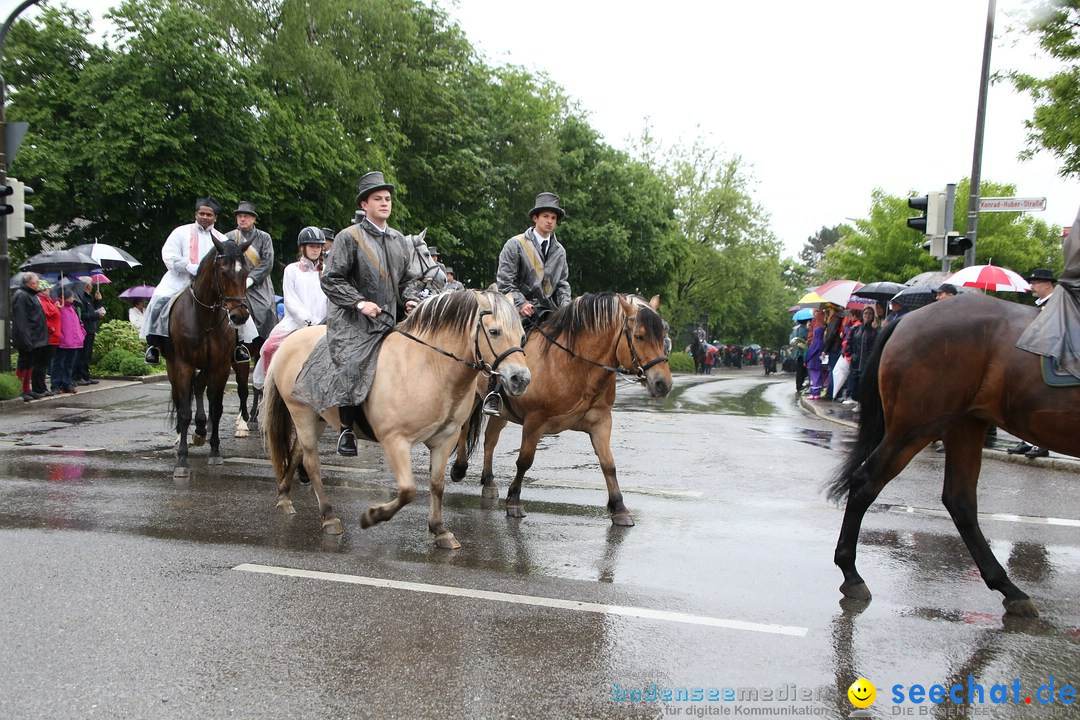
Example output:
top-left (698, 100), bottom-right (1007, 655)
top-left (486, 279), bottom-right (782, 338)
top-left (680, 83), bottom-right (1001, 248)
top-left (261, 290), bottom-right (530, 548)
top-left (450, 293), bottom-right (672, 525)
top-left (164, 235), bottom-right (252, 478)
top-left (828, 292), bottom-right (1080, 617)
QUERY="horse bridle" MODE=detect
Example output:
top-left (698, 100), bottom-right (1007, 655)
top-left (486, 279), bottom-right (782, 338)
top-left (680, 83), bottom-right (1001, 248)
top-left (532, 314), bottom-right (669, 384)
top-left (384, 308), bottom-right (525, 377)
top-left (188, 250), bottom-right (250, 333)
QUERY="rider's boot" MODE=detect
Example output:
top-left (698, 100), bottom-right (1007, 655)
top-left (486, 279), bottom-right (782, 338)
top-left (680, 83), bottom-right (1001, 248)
top-left (482, 390), bottom-right (502, 417)
top-left (337, 405), bottom-right (358, 457)
top-left (233, 343), bottom-right (251, 364)
top-left (144, 345), bottom-right (160, 364)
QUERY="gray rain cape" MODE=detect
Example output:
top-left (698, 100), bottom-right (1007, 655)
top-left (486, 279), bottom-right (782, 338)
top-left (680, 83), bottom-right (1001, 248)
top-left (1016, 204), bottom-right (1080, 380)
top-left (228, 226), bottom-right (278, 339)
top-left (291, 219), bottom-right (421, 413)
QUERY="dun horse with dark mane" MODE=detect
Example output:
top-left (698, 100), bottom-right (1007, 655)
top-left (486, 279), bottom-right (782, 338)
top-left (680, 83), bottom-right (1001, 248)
top-left (451, 292), bottom-right (671, 525)
top-left (164, 235), bottom-right (252, 478)
top-left (261, 290), bottom-right (531, 547)
top-left (828, 292), bottom-right (1080, 617)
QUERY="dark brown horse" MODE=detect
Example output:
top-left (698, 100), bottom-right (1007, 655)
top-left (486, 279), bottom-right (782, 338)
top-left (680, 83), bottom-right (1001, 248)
top-left (451, 293), bottom-right (672, 525)
top-left (164, 236), bottom-right (252, 478)
top-left (828, 292), bottom-right (1080, 617)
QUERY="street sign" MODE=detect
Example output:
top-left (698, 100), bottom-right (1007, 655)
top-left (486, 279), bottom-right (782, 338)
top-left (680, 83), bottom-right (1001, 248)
top-left (978, 196), bottom-right (1046, 213)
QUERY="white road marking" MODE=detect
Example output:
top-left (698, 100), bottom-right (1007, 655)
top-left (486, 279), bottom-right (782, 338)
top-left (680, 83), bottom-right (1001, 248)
top-left (234, 563), bottom-right (807, 637)
top-left (530, 479), bottom-right (703, 499)
top-left (885, 504), bottom-right (1080, 528)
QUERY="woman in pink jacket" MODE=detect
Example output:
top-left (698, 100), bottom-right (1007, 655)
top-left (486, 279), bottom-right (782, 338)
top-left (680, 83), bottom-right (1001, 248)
top-left (52, 289), bottom-right (86, 394)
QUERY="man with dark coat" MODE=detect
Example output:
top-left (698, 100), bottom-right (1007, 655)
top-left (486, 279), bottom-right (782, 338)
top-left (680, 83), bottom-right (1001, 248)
top-left (12, 272), bottom-right (49, 401)
top-left (74, 276), bottom-right (104, 385)
top-left (488, 191), bottom-right (571, 415)
top-left (227, 201), bottom-right (278, 354)
top-left (291, 171), bottom-right (422, 455)
top-left (1010, 267), bottom-right (1060, 458)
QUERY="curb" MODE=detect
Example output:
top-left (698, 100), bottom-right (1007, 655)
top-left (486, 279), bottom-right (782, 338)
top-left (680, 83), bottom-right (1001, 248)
top-left (799, 396), bottom-right (1080, 473)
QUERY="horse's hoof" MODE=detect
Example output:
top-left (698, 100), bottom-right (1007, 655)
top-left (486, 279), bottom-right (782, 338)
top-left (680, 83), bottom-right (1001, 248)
top-left (435, 532), bottom-right (461, 550)
top-left (1003, 597), bottom-right (1039, 618)
top-left (450, 464), bottom-right (466, 482)
top-left (505, 503), bottom-right (525, 519)
top-left (192, 434), bottom-right (206, 447)
top-left (360, 508), bottom-right (377, 529)
top-left (207, 456), bottom-right (223, 466)
top-left (234, 426), bottom-right (249, 438)
top-left (611, 512), bottom-right (635, 527)
top-left (173, 466), bottom-right (190, 479)
top-left (276, 498), bottom-right (296, 514)
top-left (481, 485), bottom-right (499, 499)
top-left (322, 517), bottom-right (344, 536)
top-left (840, 580), bottom-right (872, 601)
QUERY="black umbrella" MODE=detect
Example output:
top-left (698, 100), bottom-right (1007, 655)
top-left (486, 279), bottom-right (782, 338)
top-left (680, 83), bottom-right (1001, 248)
top-left (19, 249), bottom-right (102, 275)
top-left (71, 242), bottom-right (142, 269)
top-left (853, 281), bottom-right (906, 302)
top-left (891, 285), bottom-right (937, 310)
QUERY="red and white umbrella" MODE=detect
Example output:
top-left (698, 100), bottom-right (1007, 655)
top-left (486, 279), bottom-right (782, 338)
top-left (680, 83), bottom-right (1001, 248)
top-left (813, 279), bottom-right (865, 307)
top-left (946, 264), bottom-right (1031, 293)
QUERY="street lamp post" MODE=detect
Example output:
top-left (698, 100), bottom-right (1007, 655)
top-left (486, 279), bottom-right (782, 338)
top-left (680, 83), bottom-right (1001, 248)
top-left (0, 0), bottom-right (42, 372)
top-left (965, 0), bottom-right (997, 269)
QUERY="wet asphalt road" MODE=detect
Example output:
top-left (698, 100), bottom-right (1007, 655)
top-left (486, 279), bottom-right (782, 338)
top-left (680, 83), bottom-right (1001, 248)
top-left (0, 371), bottom-right (1077, 719)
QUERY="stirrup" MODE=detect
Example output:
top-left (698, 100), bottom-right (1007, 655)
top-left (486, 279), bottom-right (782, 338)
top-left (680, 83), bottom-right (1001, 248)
top-left (144, 345), bottom-right (160, 365)
top-left (482, 391), bottom-right (502, 417)
top-left (234, 344), bottom-right (251, 363)
top-left (337, 429), bottom-right (357, 457)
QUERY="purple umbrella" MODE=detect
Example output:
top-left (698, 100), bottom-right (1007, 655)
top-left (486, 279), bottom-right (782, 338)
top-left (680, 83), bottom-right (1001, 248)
top-left (119, 284), bottom-right (156, 301)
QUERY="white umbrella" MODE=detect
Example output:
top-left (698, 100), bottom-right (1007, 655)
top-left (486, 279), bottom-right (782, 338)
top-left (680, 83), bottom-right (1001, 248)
top-left (71, 242), bottom-right (142, 269)
top-left (946, 264), bottom-right (1031, 293)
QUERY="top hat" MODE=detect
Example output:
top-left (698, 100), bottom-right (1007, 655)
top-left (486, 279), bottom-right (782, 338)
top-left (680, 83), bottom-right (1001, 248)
top-left (321, 227), bottom-right (335, 242)
top-left (427, 246), bottom-right (439, 257)
top-left (1025, 268), bottom-right (1056, 283)
top-left (932, 282), bottom-right (958, 295)
top-left (355, 171), bottom-right (394, 204)
top-left (529, 192), bottom-right (565, 222)
top-left (234, 200), bottom-right (259, 219)
top-left (445, 266), bottom-right (455, 275)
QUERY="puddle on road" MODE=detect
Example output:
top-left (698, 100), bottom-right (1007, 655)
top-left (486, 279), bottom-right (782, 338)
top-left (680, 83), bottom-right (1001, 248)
top-left (617, 380), bottom-right (778, 416)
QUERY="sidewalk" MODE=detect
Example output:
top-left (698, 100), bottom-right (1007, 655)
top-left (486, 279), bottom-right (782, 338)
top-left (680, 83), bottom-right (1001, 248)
top-left (799, 394), bottom-right (1080, 474)
top-left (0, 374), bottom-right (167, 412)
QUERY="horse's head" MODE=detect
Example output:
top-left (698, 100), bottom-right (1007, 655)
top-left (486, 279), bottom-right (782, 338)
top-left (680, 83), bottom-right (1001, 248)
top-left (617, 294), bottom-right (672, 398)
top-left (197, 235), bottom-right (252, 328)
top-left (477, 291), bottom-right (531, 397)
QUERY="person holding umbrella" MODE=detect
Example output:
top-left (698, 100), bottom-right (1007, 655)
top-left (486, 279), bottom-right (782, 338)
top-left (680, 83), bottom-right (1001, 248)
top-left (74, 276), bottom-right (105, 385)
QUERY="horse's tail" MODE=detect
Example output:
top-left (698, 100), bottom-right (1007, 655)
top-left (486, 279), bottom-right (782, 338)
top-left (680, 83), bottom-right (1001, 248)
top-left (826, 320), bottom-right (897, 504)
top-left (260, 364), bottom-right (293, 476)
top-left (464, 400), bottom-right (485, 460)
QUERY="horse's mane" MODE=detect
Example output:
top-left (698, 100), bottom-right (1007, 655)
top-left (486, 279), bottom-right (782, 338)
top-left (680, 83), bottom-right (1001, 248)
top-left (400, 289), bottom-right (518, 338)
top-left (540, 293), bottom-right (665, 353)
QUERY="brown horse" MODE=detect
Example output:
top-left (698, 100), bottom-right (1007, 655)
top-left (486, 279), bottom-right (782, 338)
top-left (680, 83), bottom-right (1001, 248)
top-left (828, 292), bottom-right (1080, 617)
top-left (450, 293), bottom-right (672, 525)
top-left (260, 290), bottom-right (530, 547)
top-left (164, 235), bottom-right (252, 478)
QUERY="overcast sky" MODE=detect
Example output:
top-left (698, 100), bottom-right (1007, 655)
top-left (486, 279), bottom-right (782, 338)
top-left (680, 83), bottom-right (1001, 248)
top-left (448, 0), bottom-right (1079, 257)
top-left (5, 0), bottom-right (1077, 259)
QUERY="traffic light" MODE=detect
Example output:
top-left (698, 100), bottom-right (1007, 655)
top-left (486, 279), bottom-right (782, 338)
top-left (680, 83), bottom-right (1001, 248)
top-left (5, 177), bottom-right (33, 238)
top-left (0, 181), bottom-right (12, 221)
top-left (907, 192), bottom-right (946, 238)
top-left (945, 232), bottom-right (971, 258)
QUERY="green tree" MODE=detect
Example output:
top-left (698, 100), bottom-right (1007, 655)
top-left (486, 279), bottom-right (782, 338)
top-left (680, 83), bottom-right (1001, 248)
top-left (1007, 1), bottom-right (1080, 176)
top-left (799, 225), bottom-right (842, 275)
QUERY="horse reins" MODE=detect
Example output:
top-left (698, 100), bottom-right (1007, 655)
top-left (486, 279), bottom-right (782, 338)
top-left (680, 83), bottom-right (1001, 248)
top-left (376, 308), bottom-right (525, 378)
top-left (530, 316), bottom-right (668, 385)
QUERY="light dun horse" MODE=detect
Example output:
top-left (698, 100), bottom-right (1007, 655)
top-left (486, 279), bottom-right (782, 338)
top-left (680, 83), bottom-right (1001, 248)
top-left (451, 293), bottom-right (672, 525)
top-left (261, 290), bottom-right (530, 548)
top-left (165, 236), bottom-right (252, 478)
top-left (828, 292), bottom-right (1080, 617)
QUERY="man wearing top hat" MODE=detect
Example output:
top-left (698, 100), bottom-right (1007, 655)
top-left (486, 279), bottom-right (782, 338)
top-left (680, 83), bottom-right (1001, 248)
top-left (486, 191), bottom-right (571, 415)
top-left (142, 196), bottom-right (256, 365)
top-left (1009, 267), bottom-right (1058, 458)
top-left (228, 201), bottom-right (278, 355)
top-left (291, 171), bottom-right (422, 456)
top-left (444, 266), bottom-right (465, 292)
top-left (497, 191), bottom-right (571, 321)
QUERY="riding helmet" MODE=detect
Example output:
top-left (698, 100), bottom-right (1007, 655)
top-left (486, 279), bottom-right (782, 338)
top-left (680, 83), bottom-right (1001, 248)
top-left (297, 226), bottom-right (326, 246)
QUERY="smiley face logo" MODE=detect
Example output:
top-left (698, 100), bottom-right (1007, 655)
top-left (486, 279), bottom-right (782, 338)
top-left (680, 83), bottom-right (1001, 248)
top-left (847, 678), bottom-right (876, 708)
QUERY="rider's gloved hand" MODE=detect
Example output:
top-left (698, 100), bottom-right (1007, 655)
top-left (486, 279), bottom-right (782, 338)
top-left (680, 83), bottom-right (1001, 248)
top-left (186, 263), bottom-right (199, 276)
